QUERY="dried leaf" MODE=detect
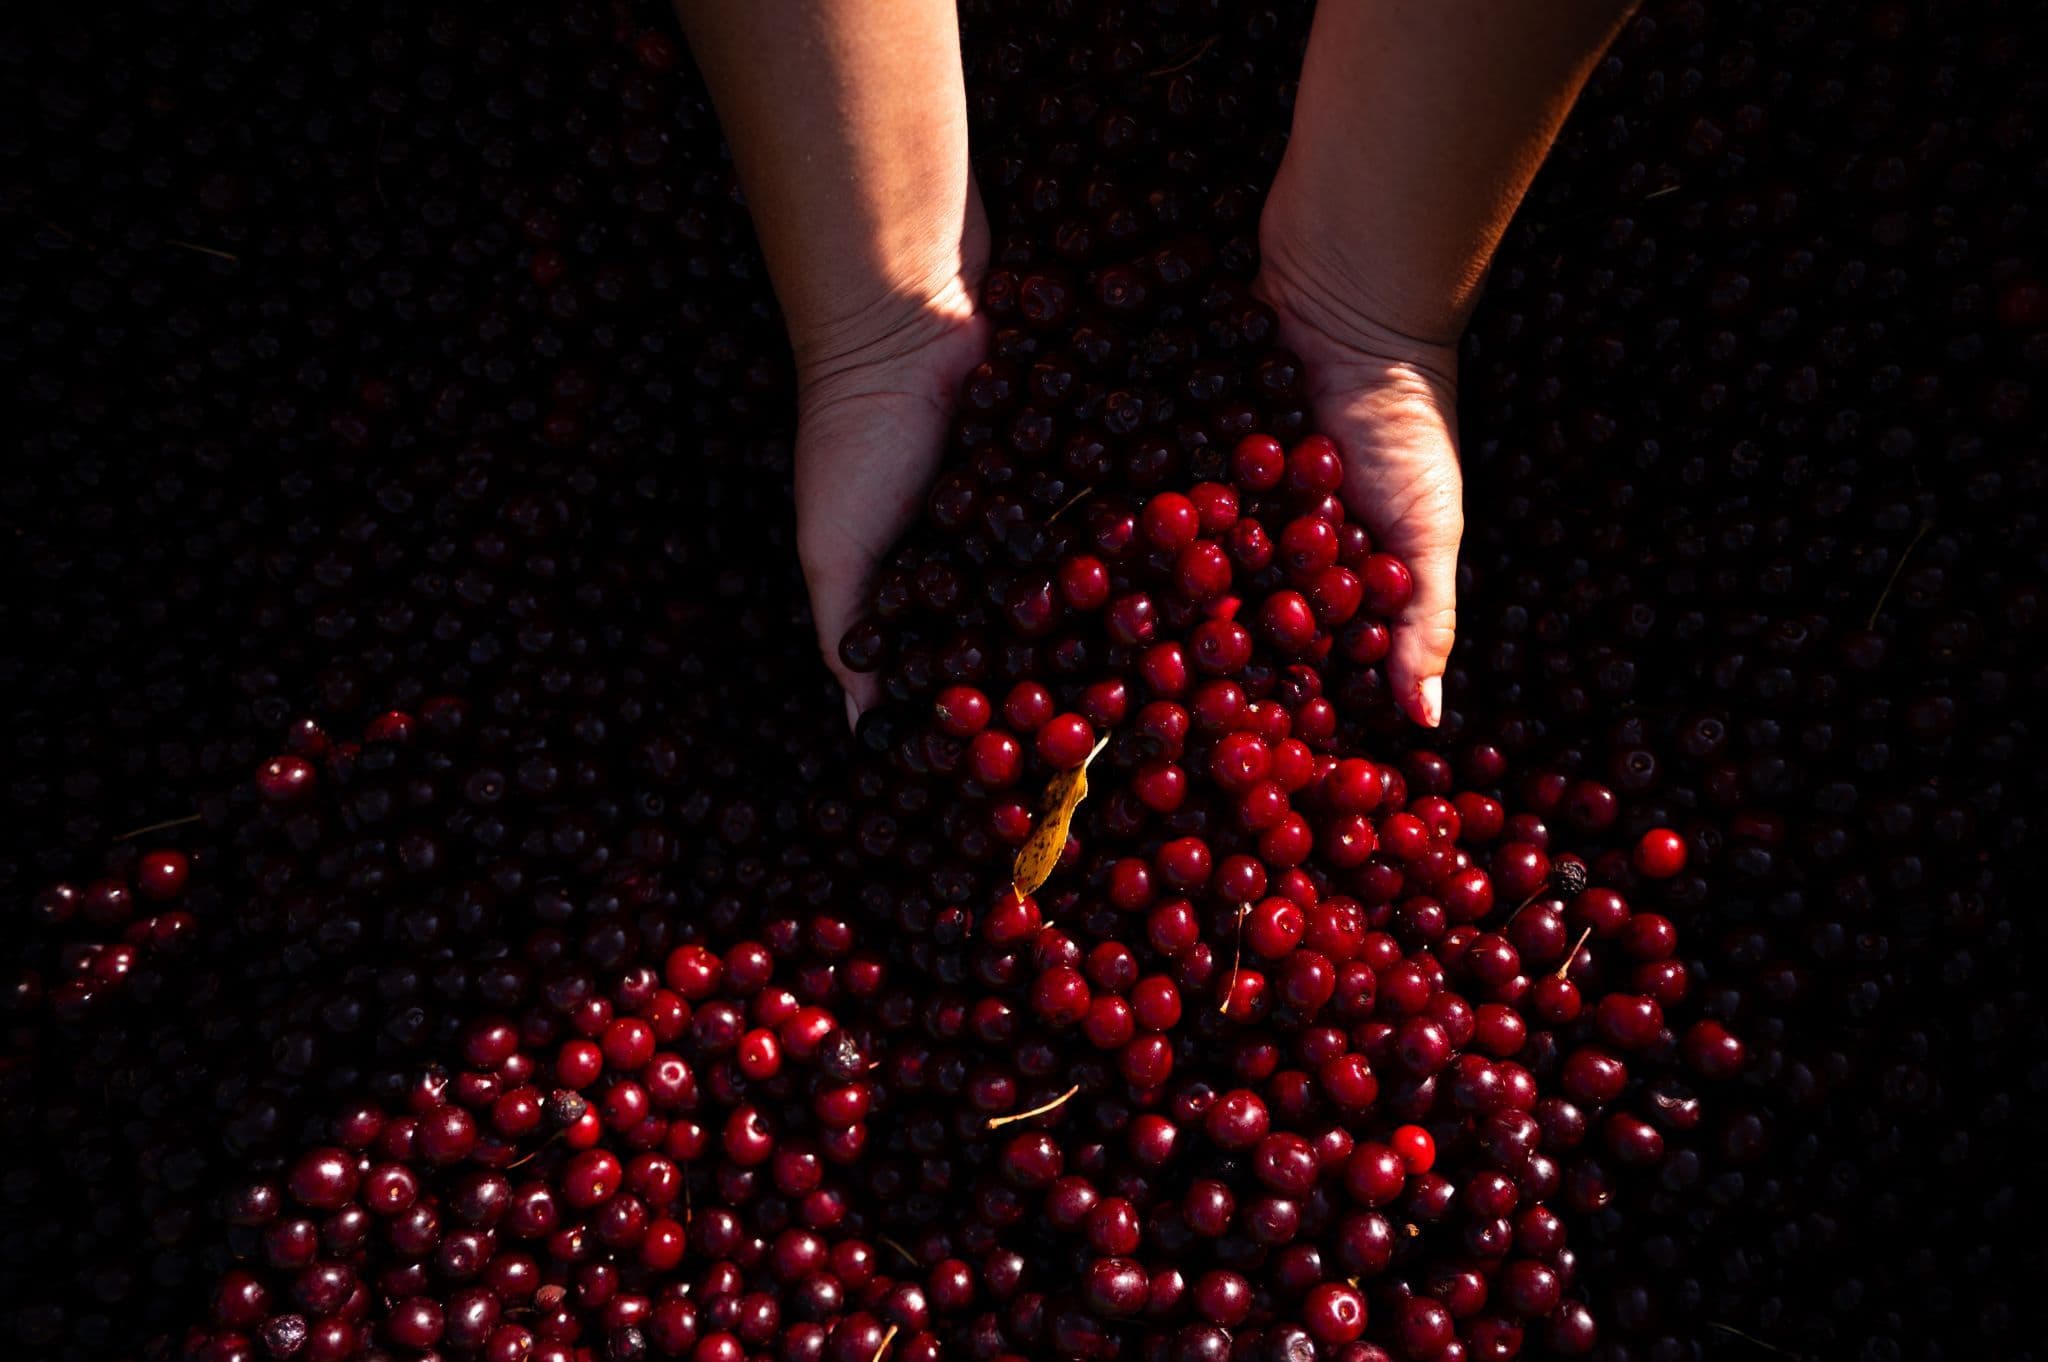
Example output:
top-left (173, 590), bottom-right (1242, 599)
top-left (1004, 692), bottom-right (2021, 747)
top-left (1010, 734), bottom-right (1111, 896)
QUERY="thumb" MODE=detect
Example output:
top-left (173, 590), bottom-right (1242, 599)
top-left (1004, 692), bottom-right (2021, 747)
top-left (1379, 490), bottom-right (1462, 729)
top-left (799, 520), bottom-right (885, 728)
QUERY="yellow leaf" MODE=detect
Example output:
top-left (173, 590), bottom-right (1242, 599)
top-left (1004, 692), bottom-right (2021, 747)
top-left (1010, 734), bottom-right (1111, 896)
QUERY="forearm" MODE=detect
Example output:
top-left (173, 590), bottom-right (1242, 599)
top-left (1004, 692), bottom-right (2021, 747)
top-left (673, 0), bottom-right (983, 366)
top-left (1266, 0), bottom-right (1636, 344)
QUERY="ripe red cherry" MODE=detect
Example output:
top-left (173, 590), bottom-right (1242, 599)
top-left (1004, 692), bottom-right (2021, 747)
top-left (1156, 836), bottom-right (1212, 891)
top-left (1082, 1256), bottom-right (1149, 1316)
top-left (1391, 1123), bottom-right (1436, 1173)
top-left (1279, 516), bottom-right (1339, 577)
top-left (1245, 897), bottom-right (1305, 959)
top-left (1343, 1142), bottom-right (1406, 1206)
top-left (1141, 491), bottom-right (1200, 550)
top-left (1286, 435), bottom-right (1345, 494)
top-left (1682, 1019), bottom-right (1747, 1080)
top-left (287, 1149), bottom-right (358, 1210)
top-left (1105, 592), bottom-right (1157, 645)
top-left (601, 1018), bottom-right (655, 1070)
top-left (135, 848), bottom-right (191, 900)
top-left (1175, 541), bottom-right (1234, 600)
top-left (1003, 682), bottom-right (1055, 732)
top-left (1303, 1281), bottom-right (1367, 1345)
top-left (1081, 679), bottom-right (1130, 733)
top-left (1133, 759), bottom-right (1187, 813)
top-left (1357, 554), bottom-right (1415, 614)
top-left (1203, 1089), bottom-right (1269, 1151)
top-left (1308, 566), bottom-right (1363, 624)
top-left (1190, 618), bottom-right (1253, 675)
top-left (1036, 713), bottom-right (1096, 769)
top-left (736, 1028), bottom-right (782, 1080)
top-left (967, 731), bottom-right (1023, 788)
top-left (257, 755), bottom-right (315, 802)
top-left (933, 686), bottom-right (991, 736)
top-left (1189, 481), bottom-right (1239, 532)
top-left (1232, 433), bottom-right (1286, 490)
top-left (1633, 827), bottom-right (1688, 878)
top-left (1258, 590), bottom-right (1319, 654)
top-left (1058, 555), bottom-right (1111, 611)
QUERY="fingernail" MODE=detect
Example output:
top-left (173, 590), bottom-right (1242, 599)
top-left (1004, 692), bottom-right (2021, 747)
top-left (1420, 676), bottom-right (1442, 728)
top-left (844, 691), bottom-right (862, 733)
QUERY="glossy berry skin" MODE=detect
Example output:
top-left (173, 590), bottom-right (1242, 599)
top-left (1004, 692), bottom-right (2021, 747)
top-left (256, 755), bottom-right (316, 802)
top-left (1391, 1123), bottom-right (1436, 1173)
top-left (967, 731), bottom-right (1024, 788)
top-left (1303, 1282), bottom-right (1367, 1345)
top-left (286, 1149), bottom-right (358, 1211)
top-left (135, 849), bottom-right (191, 900)
top-left (1036, 713), bottom-right (1096, 769)
top-left (1204, 1090), bottom-right (1269, 1151)
top-left (1357, 554), bottom-right (1414, 614)
top-left (1632, 827), bottom-right (1688, 878)
top-left (933, 686), bottom-right (991, 736)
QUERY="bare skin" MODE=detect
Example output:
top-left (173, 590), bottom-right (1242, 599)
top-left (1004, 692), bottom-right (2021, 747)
top-left (677, 0), bottom-right (1635, 726)
top-left (672, 0), bottom-right (988, 720)
top-left (1255, 0), bottom-right (1639, 725)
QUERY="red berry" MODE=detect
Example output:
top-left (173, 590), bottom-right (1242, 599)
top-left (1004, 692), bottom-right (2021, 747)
top-left (1391, 1123), bottom-right (1436, 1173)
top-left (1035, 713), bottom-right (1096, 769)
top-left (1303, 1282), bottom-right (1368, 1345)
top-left (1058, 555), bottom-right (1111, 610)
top-left (1232, 433), bottom-right (1285, 490)
top-left (1286, 435), bottom-right (1345, 494)
top-left (933, 686), bottom-right (991, 737)
top-left (135, 849), bottom-right (190, 901)
top-left (1357, 554), bottom-right (1415, 614)
top-left (1258, 590), bottom-right (1319, 653)
top-left (1633, 827), bottom-right (1688, 878)
top-left (256, 755), bottom-right (315, 802)
top-left (967, 731), bottom-right (1024, 788)
top-left (1141, 491), bottom-right (1200, 550)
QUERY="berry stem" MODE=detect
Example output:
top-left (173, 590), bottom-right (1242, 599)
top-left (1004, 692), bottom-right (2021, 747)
top-left (986, 1083), bottom-right (1081, 1130)
top-left (1555, 926), bottom-right (1593, 980)
top-left (112, 812), bottom-right (202, 841)
top-left (1219, 903), bottom-right (1251, 1014)
top-left (1704, 1322), bottom-right (1804, 1360)
top-left (1866, 519), bottom-right (1932, 630)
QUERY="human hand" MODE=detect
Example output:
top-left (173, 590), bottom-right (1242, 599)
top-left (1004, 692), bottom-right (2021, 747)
top-left (793, 263), bottom-right (988, 725)
top-left (1253, 211), bottom-right (1465, 728)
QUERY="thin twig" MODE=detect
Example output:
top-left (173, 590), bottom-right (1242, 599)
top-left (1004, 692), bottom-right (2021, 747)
top-left (1045, 485), bottom-right (1095, 527)
top-left (879, 1236), bottom-right (920, 1269)
top-left (1704, 1322), bottom-right (1803, 1360)
top-left (871, 1324), bottom-right (899, 1362)
top-left (165, 239), bottom-right (239, 263)
top-left (1866, 520), bottom-right (1933, 629)
top-left (1555, 926), bottom-right (1593, 979)
top-left (41, 219), bottom-right (97, 250)
top-left (1219, 903), bottom-right (1251, 1014)
top-left (1146, 34), bottom-right (1219, 78)
top-left (113, 813), bottom-right (203, 842)
top-left (986, 1083), bottom-right (1081, 1130)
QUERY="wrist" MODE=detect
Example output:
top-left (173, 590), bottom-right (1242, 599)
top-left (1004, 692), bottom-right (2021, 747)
top-left (788, 265), bottom-right (984, 394)
top-left (1257, 166), bottom-right (1478, 360)
top-left (784, 202), bottom-right (990, 389)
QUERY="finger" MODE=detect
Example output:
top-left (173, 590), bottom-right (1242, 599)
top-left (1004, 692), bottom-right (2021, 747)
top-left (1385, 524), bottom-right (1459, 727)
top-left (801, 542), bottom-right (885, 726)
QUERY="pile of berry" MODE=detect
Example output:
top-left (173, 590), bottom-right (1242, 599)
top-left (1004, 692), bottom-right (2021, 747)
top-left (0, 2), bottom-right (2039, 1361)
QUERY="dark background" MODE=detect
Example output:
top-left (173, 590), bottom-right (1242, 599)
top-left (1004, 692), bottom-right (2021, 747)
top-left (3, 2), bottom-right (2042, 1359)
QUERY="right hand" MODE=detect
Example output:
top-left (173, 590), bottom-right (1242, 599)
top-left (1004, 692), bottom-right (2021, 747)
top-left (791, 216), bottom-right (989, 725)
